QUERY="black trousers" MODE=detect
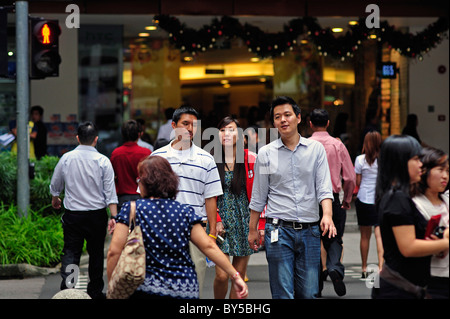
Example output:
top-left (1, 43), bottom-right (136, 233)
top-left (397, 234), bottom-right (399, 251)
top-left (60, 208), bottom-right (108, 299)
top-left (319, 193), bottom-right (346, 277)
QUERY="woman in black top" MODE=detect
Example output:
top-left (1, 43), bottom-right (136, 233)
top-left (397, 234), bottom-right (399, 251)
top-left (373, 135), bottom-right (449, 299)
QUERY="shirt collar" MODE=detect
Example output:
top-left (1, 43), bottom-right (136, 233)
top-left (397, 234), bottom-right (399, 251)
top-left (167, 140), bottom-right (197, 162)
top-left (122, 141), bottom-right (138, 147)
top-left (76, 145), bottom-right (98, 152)
top-left (311, 131), bottom-right (330, 138)
top-left (274, 134), bottom-right (307, 150)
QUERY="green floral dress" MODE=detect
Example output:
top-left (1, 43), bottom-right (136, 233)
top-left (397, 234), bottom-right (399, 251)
top-left (217, 171), bottom-right (253, 257)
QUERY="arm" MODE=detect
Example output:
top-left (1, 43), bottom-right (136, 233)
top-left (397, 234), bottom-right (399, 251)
top-left (320, 198), bottom-right (336, 238)
top-left (108, 203), bottom-right (118, 234)
top-left (106, 222), bottom-right (129, 281)
top-left (205, 197), bottom-right (217, 239)
top-left (191, 223), bottom-right (248, 299)
top-left (248, 209), bottom-right (263, 251)
top-left (50, 159), bottom-right (64, 209)
top-left (340, 146), bottom-right (356, 209)
top-left (393, 225), bottom-right (449, 258)
top-left (356, 174), bottom-right (362, 187)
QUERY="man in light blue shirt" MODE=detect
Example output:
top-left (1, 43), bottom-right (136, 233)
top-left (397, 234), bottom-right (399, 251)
top-left (50, 121), bottom-right (118, 299)
top-left (248, 96), bottom-right (336, 299)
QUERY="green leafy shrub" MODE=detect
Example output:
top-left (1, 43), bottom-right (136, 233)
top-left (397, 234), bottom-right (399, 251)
top-left (0, 151), bottom-right (63, 215)
top-left (0, 204), bottom-right (63, 267)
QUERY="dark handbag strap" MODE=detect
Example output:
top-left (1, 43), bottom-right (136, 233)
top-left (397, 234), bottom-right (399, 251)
top-left (380, 264), bottom-right (429, 299)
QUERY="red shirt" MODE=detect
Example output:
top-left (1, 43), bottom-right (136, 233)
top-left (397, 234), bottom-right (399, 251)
top-left (110, 142), bottom-right (151, 195)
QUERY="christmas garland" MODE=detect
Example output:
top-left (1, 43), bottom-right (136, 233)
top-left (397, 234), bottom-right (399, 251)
top-left (154, 14), bottom-right (449, 60)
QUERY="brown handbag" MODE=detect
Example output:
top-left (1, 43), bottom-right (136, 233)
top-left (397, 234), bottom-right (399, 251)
top-left (107, 201), bottom-right (146, 299)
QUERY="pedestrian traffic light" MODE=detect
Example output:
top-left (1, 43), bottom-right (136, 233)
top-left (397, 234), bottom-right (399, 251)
top-left (29, 17), bottom-right (61, 78)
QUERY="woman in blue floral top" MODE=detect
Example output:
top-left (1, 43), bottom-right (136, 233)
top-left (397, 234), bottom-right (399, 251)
top-left (107, 156), bottom-right (248, 299)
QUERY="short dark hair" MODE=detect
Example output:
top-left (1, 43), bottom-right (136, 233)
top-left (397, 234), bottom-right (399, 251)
top-left (172, 105), bottom-right (199, 124)
top-left (165, 107), bottom-right (175, 120)
top-left (375, 135), bottom-right (422, 205)
top-left (30, 105), bottom-right (44, 116)
top-left (121, 120), bottom-right (141, 142)
top-left (310, 109), bottom-right (329, 127)
top-left (270, 96), bottom-right (301, 125)
top-left (138, 156), bottom-right (179, 199)
top-left (77, 121), bottom-right (98, 145)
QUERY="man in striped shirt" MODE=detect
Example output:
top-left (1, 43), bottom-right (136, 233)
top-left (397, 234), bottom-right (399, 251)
top-left (151, 105), bottom-right (223, 297)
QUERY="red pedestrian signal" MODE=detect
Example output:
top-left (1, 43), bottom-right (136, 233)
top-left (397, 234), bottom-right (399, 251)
top-left (41, 24), bottom-right (51, 44)
top-left (29, 17), bottom-right (61, 78)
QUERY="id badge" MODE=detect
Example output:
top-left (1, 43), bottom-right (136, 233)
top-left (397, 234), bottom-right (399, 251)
top-left (270, 229), bottom-right (279, 243)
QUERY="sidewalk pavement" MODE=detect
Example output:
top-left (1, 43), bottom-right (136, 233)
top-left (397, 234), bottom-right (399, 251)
top-left (0, 231), bottom-right (380, 299)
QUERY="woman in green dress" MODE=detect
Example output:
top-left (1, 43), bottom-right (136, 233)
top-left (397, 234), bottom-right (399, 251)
top-left (213, 116), bottom-right (259, 299)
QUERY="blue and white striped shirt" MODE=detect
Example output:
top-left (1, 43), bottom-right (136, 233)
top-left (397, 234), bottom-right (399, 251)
top-left (151, 142), bottom-right (223, 219)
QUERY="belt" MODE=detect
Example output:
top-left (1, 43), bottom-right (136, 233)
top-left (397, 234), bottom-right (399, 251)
top-left (266, 217), bottom-right (319, 230)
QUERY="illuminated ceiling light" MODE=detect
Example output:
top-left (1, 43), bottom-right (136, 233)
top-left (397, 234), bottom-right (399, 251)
top-left (348, 21), bottom-right (358, 26)
top-left (250, 57), bottom-right (260, 62)
top-left (183, 56), bottom-right (194, 62)
top-left (8, 51), bottom-right (14, 56)
top-left (145, 26), bottom-right (158, 31)
top-left (139, 32), bottom-right (150, 37)
top-left (332, 27), bottom-right (344, 33)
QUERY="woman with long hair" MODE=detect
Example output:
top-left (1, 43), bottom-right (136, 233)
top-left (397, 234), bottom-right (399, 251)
top-left (412, 147), bottom-right (449, 299)
top-left (212, 116), bottom-right (261, 299)
top-left (354, 131), bottom-right (384, 277)
top-left (372, 135), bottom-right (449, 299)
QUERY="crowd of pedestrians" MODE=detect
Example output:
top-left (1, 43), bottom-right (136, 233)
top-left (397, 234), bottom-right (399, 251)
top-left (49, 96), bottom-right (449, 300)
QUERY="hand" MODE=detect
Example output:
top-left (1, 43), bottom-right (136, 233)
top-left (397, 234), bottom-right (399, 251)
top-left (341, 201), bottom-right (351, 210)
top-left (248, 229), bottom-right (260, 251)
top-left (320, 215), bottom-right (337, 238)
top-left (231, 273), bottom-right (248, 299)
top-left (108, 218), bottom-right (116, 234)
top-left (52, 196), bottom-right (61, 210)
top-left (258, 230), bottom-right (265, 247)
top-left (216, 222), bottom-right (225, 236)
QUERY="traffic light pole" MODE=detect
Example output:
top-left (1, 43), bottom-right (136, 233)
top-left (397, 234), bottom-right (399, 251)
top-left (16, 1), bottom-right (30, 217)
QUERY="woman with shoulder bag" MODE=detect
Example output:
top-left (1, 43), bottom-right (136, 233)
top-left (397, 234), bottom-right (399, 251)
top-left (107, 156), bottom-right (248, 299)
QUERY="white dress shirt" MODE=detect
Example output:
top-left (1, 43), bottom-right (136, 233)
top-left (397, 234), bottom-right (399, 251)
top-left (50, 145), bottom-right (118, 211)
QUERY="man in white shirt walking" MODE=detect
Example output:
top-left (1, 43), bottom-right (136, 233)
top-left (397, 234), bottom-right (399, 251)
top-left (50, 121), bottom-right (118, 299)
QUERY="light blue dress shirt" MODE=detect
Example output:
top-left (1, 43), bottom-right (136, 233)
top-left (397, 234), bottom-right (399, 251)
top-left (249, 135), bottom-right (333, 223)
top-left (50, 145), bottom-right (118, 211)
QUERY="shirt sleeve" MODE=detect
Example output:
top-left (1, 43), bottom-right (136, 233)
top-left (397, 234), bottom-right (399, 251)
top-left (49, 157), bottom-right (64, 197)
top-left (249, 150), bottom-right (270, 213)
top-left (354, 156), bottom-right (363, 175)
top-left (339, 144), bottom-right (356, 203)
top-left (203, 159), bottom-right (223, 199)
top-left (102, 158), bottom-right (119, 205)
top-left (116, 201), bottom-right (131, 226)
top-left (314, 144), bottom-right (334, 203)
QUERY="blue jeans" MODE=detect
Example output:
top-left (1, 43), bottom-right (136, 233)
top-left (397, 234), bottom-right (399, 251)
top-left (265, 223), bottom-right (321, 299)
